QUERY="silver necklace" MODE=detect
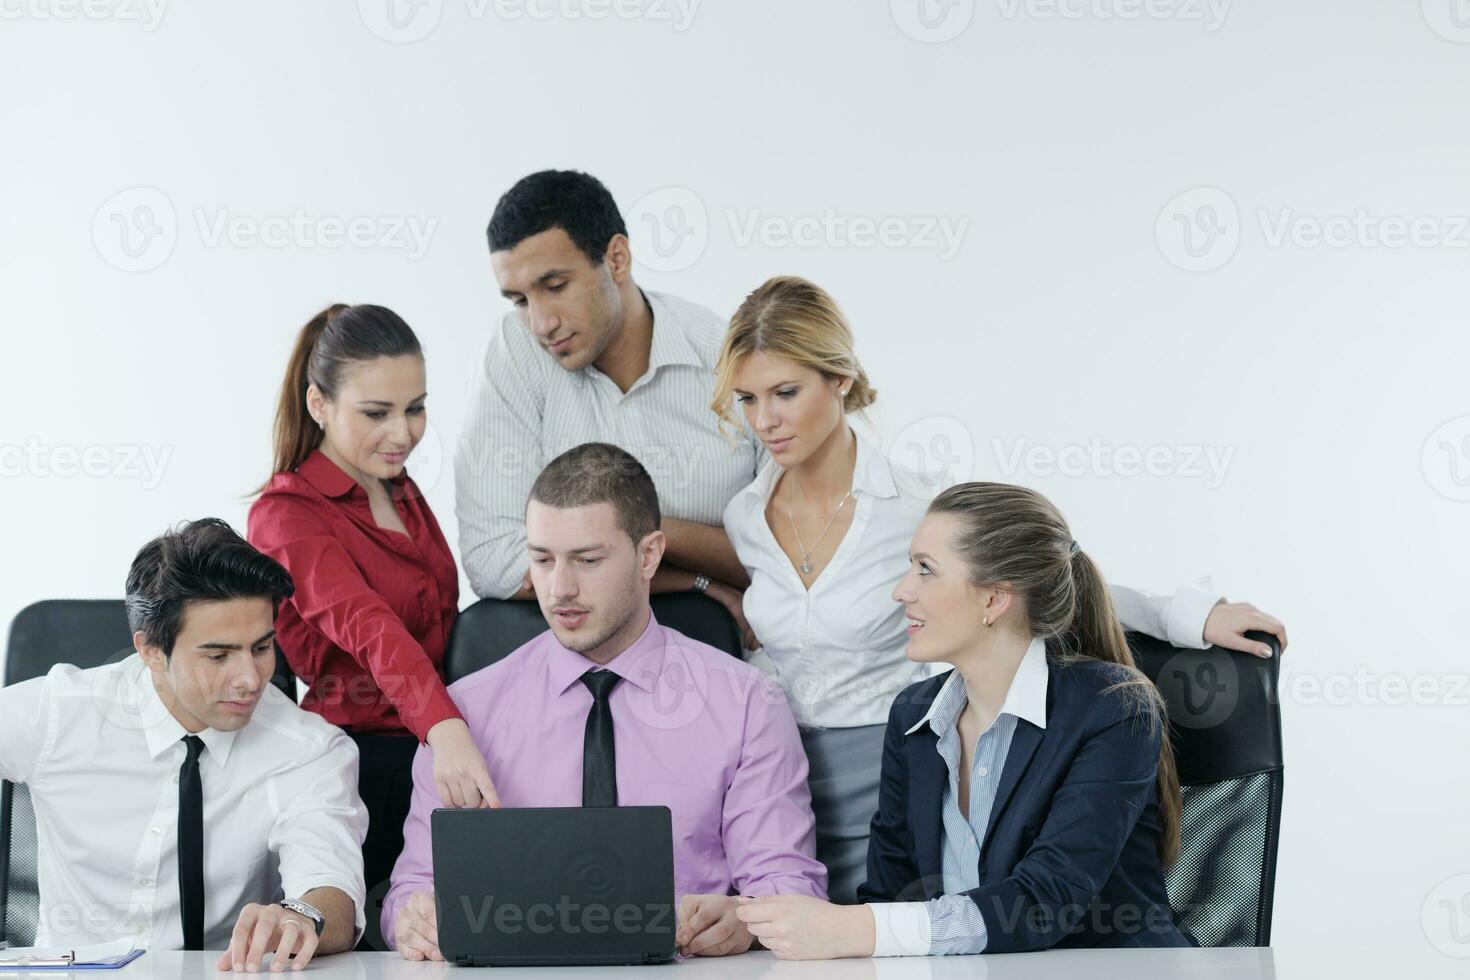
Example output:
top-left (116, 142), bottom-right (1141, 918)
top-left (784, 487), bottom-right (854, 576)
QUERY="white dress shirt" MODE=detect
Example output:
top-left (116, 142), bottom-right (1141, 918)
top-left (455, 289), bottom-right (767, 600)
top-left (724, 424), bottom-right (1222, 730)
top-left (0, 655), bottom-right (368, 950)
top-left (725, 424), bottom-right (936, 729)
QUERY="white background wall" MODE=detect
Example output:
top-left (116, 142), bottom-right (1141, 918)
top-left (2, 0), bottom-right (1467, 970)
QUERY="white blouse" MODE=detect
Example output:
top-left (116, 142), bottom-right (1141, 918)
top-left (724, 425), bottom-right (1221, 729)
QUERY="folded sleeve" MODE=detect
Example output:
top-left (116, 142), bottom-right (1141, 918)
top-left (1108, 575), bottom-right (1222, 649)
top-left (923, 894), bottom-right (989, 954)
top-left (269, 728), bottom-right (370, 943)
top-left (454, 323), bottom-right (546, 600)
top-left (249, 496), bottom-right (462, 742)
top-left (721, 673), bottom-right (828, 899)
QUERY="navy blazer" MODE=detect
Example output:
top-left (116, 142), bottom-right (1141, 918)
top-left (857, 655), bottom-right (1191, 951)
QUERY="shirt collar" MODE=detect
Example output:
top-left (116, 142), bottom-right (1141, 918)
top-left (905, 636), bottom-right (1050, 736)
top-left (545, 609), bottom-right (668, 697)
top-left (296, 449), bottom-right (358, 499)
top-left (296, 448), bottom-right (410, 500)
top-left (740, 423), bottom-right (898, 504)
top-left (645, 291), bottom-right (704, 372)
top-left (130, 657), bottom-right (238, 768)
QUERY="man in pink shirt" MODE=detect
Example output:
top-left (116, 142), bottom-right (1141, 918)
top-left (384, 442), bottom-right (827, 959)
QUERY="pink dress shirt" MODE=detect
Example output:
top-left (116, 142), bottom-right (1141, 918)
top-left (382, 611), bottom-right (827, 943)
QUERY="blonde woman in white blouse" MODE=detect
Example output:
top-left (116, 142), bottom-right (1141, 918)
top-left (712, 276), bottom-right (1288, 903)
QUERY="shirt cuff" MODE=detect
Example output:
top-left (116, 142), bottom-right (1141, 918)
top-left (869, 902), bottom-right (932, 956)
top-left (1166, 576), bottom-right (1223, 649)
top-left (380, 892), bottom-right (404, 951)
top-left (399, 682), bottom-right (463, 745)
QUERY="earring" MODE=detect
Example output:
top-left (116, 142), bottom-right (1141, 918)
top-left (982, 616), bottom-right (990, 627)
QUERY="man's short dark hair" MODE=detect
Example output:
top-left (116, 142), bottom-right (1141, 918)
top-left (528, 443), bottom-right (660, 546)
top-left (125, 518), bottom-right (294, 656)
top-left (486, 170), bottom-right (628, 266)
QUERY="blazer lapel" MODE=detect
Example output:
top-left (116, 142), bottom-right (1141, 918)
top-left (904, 730), bottom-right (946, 897)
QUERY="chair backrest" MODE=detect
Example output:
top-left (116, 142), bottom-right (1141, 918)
top-left (444, 593), bottom-right (742, 684)
top-left (1, 599), bottom-right (297, 946)
top-left (1127, 629), bottom-right (1284, 947)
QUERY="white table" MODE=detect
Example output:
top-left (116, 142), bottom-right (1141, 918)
top-left (0, 948), bottom-right (1283, 980)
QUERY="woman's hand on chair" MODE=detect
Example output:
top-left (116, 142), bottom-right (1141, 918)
top-left (1203, 600), bottom-right (1287, 659)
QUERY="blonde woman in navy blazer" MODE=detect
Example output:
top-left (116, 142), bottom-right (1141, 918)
top-left (735, 482), bottom-right (1190, 957)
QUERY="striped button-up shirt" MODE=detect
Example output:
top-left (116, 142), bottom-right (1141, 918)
top-left (455, 290), bottom-right (764, 599)
top-left (870, 637), bottom-right (1050, 956)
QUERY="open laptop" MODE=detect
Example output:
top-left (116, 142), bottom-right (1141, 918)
top-left (431, 806), bottom-right (676, 967)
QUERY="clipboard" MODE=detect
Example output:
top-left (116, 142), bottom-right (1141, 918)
top-left (0, 938), bottom-right (146, 971)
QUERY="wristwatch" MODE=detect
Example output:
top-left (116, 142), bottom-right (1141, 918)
top-left (691, 574), bottom-right (711, 594)
top-left (279, 898), bottom-right (325, 936)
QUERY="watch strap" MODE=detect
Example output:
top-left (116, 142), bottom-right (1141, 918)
top-left (279, 899), bottom-right (325, 936)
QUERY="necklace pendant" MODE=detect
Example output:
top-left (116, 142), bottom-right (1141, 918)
top-left (800, 559), bottom-right (813, 575)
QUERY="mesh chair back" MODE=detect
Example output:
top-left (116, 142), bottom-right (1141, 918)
top-left (1128, 630), bottom-right (1284, 947)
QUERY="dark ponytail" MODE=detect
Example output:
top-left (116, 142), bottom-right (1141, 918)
top-left (928, 482), bottom-right (1182, 867)
top-left (256, 303), bottom-right (422, 493)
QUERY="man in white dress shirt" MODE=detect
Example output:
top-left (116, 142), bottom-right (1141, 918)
top-left (457, 170), bottom-right (1292, 664)
top-left (0, 518), bottom-right (367, 972)
top-left (456, 169), bottom-right (763, 643)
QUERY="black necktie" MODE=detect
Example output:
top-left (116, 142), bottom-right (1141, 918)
top-left (178, 735), bottom-right (206, 951)
top-left (580, 671), bottom-right (622, 807)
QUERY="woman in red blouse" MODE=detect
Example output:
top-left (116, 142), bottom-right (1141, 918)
top-left (248, 304), bottom-right (498, 950)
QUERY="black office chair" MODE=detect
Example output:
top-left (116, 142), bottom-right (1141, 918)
top-left (1, 599), bottom-right (297, 946)
top-left (444, 593), bottom-right (743, 683)
top-left (1128, 629), bottom-right (1284, 947)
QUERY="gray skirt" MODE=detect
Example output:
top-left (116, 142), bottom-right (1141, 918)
top-left (799, 723), bottom-right (887, 905)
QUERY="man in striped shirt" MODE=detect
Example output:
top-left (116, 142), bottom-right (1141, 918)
top-left (455, 170), bottom-right (762, 642)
